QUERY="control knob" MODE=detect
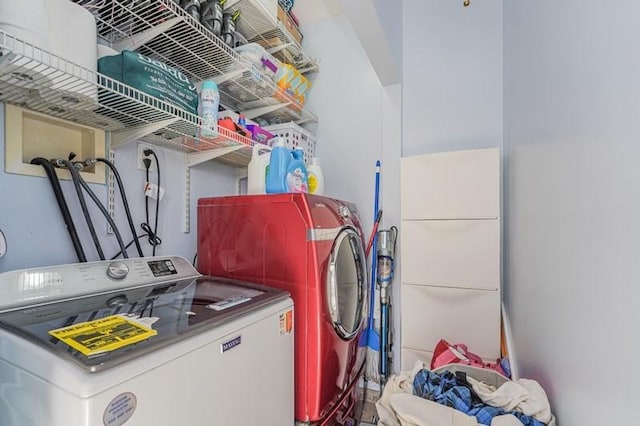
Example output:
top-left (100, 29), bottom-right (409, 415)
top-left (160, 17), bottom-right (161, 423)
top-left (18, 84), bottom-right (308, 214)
top-left (107, 261), bottom-right (129, 280)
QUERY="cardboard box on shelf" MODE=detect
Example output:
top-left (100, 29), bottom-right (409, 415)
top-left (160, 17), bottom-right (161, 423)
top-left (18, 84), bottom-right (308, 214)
top-left (277, 5), bottom-right (303, 45)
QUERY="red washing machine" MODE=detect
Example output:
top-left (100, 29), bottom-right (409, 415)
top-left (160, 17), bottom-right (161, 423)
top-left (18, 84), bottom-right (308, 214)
top-left (197, 193), bottom-right (368, 425)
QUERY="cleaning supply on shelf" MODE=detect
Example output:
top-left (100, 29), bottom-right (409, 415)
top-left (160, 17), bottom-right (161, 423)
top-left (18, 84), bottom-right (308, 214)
top-left (234, 43), bottom-right (281, 81)
top-left (98, 50), bottom-right (199, 115)
top-left (199, 80), bottom-right (220, 137)
top-left (247, 143), bottom-right (272, 194)
top-left (44, 0), bottom-right (98, 109)
top-left (0, 0), bottom-right (50, 51)
top-left (200, 0), bottom-right (223, 36)
top-left (266, 137), bottom-right (291, 194)
top-left (221, 11), bottom-right (239, 47)
top-left (181, 0), bottom-right (201, 21)
top-left (287, 148), bottom-right (308, 193)
top-left (306, 157), bottom-right (324, 195)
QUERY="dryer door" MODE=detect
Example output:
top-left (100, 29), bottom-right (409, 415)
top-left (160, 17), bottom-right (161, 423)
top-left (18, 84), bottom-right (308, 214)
top-left (326, 227), bottom-right (367, 340)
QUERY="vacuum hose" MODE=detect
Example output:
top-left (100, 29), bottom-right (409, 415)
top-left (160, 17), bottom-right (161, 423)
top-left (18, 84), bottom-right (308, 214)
top-left (30, 157), bottom-right (87, 262)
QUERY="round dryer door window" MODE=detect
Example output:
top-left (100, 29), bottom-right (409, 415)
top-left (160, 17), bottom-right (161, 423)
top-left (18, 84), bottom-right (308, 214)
top-left (326, 227), bottom-right (367, 340)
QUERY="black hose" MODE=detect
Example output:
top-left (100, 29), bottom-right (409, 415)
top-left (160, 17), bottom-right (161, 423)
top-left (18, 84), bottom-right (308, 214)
top-left (58, 159), bottom-right (105, 260)
top-left (30, 157), bottom-right (87, 262)
top-left (96, 157), bottom-right (144, 257)
top-left (72, 164), bottom-right (129, 259)
top-left (145, 149), bottom-right (161, 256)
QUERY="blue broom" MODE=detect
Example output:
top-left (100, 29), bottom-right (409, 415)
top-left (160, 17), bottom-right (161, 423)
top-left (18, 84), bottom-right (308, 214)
top-left (363, 160), bottom-right (382, 382)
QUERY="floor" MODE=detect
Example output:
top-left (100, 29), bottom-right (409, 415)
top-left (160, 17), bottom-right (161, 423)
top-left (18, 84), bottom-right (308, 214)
top-left (356, 385), bottom-right (380, 425)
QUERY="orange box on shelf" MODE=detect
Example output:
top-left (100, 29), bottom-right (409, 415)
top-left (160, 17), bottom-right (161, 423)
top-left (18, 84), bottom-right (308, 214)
top-left (277, 5), bottom-right (303, 45)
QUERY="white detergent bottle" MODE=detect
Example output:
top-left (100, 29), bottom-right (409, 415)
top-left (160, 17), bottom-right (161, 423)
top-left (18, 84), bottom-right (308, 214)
top-left (199, 80), bottom-right (219, 137)
top-left (247, 144), bottom-right (272, 194)
top-left (307, 157), bottom-right (325, 195)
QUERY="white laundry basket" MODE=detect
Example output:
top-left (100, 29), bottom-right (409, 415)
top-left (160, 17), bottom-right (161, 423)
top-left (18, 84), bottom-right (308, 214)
top-left (264, 122), bottom-right (316, 164)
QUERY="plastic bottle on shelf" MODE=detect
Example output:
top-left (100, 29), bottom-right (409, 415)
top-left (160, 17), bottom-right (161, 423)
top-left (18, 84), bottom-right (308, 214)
top-left (199, 80), bottom-right (220, 138)
top-left (306, 157), bottom-right (324, 195)
top-left (266, 138), bottom-right (291, 194)
top-left (286, 148), bottom-right (308, 193)
top-left (247, 144), bottom-right (272, 194)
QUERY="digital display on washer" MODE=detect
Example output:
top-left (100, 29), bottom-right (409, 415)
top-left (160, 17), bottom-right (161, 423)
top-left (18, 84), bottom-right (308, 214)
top-left (0, 277), bottom-right (285, 372)
top-left (147, 259), bottom-right (178, 277)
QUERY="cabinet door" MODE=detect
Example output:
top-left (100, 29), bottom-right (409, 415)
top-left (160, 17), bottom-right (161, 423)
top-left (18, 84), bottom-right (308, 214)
top-left (401, 219), bottom-right (500, 290)
top-left (401, 148), bottom-right (500, 220)
top-left (401, 284), bottom-right (501, 359)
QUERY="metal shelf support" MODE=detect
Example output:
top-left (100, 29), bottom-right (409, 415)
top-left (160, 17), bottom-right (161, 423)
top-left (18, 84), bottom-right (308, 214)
top-left (183, 157), bottom-right (191, 234)
top-left (187, 145), bottom-right (246, 167)
top-left (242, 102), bottom-right (292, 120)
top-left (110, 119), bottom-right (180, 148)
top-left (112, 17), bottom-right (183, 52)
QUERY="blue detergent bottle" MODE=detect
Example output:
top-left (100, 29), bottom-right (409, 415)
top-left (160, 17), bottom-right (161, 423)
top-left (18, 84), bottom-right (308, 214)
top-left (286, 148), bottom-right (309, 193)
top-left (266, 137), bottom-right (291, 194)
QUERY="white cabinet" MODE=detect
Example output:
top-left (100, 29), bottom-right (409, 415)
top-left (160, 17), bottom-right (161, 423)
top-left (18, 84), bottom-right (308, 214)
top-left (400, 147), bottom-right (501, 369)
top-left (401, 148), bottom-right (500, 220)
top-left (402, 220), bottom-right (500, 290)
top-left (401, 284), bottom-right (501, 359)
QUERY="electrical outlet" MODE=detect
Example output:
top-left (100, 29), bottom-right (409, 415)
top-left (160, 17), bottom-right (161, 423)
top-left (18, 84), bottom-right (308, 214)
top-left (137, 142), bottom-right (156, 172)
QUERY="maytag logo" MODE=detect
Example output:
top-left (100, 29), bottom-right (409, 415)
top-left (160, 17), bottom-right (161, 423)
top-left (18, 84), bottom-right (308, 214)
top-left (221, 336), bottom-right (241, 353)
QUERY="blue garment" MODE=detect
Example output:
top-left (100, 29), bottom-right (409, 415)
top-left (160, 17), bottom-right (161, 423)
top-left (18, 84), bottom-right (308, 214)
top-left (413, 370), bottom-right (546, 426)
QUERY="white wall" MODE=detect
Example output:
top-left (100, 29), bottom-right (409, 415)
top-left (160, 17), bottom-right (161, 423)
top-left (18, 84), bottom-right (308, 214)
top-left (504, 1), bottom-right (640, 423)
top-left (302, 14), bottom-right (384, 236)
top-left (403, 0), bottom-right (503, 156)
top-left (0, 102), bottom-right (238, 272)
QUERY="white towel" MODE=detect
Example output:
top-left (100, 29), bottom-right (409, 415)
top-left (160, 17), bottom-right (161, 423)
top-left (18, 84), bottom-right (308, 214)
top-left (467, 377), bottom-right (556, 426)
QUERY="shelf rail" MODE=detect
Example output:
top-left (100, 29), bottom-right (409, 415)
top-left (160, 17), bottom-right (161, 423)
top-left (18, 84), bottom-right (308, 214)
top-left (0, 30), bottom-right (255, 167)
top-left (81, 0), bottom-right (317, 125)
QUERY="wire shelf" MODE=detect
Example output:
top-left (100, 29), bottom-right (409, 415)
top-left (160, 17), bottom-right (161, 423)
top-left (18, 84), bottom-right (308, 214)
top-left (226, 0), bottom-right (319, 73)
top-left (77, 0), bottom-right (317, 125)
top-left (0, 30), bottom-right (254, 167)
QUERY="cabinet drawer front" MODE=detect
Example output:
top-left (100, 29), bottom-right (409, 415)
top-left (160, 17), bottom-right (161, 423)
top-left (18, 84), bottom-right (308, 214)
top-left (401, 148), bottom-right (500, 220)
top-left (401, 220), bottom-right (500, 290)
top-left (401, 284), bottom-right (501, 359)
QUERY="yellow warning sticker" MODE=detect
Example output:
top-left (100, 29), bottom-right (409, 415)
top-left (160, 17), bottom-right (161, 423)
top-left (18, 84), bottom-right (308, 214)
top-left (48, 315), bottom-right (157, 356)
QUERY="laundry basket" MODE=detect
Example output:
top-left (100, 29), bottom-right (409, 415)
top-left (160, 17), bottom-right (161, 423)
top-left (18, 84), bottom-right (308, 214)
top-left (264, 122), bottom-right (316, 164)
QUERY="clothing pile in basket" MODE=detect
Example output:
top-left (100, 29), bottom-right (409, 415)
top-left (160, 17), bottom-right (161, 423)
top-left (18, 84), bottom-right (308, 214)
top-left (376, 362), bottom-right (556, 426)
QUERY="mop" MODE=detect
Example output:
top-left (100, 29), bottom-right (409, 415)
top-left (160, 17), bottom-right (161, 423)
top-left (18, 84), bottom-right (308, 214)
top-left (364, 161), bottom-right (382, 383)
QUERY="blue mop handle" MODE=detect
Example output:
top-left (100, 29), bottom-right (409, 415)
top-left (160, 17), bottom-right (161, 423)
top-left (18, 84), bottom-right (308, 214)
top-left (367, 161), bottom-right (381, 331)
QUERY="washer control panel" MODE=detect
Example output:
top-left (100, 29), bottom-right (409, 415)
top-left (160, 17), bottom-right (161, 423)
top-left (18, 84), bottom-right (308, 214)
top-left (0, 256), bottom-right (200, 312)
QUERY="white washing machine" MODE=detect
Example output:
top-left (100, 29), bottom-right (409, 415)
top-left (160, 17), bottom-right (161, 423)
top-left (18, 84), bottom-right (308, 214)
top-left (0, 256), bottom-right (294, 426)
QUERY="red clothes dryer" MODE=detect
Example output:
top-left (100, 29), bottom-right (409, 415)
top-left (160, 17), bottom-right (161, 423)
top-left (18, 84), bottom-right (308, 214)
top-left (197, 194), bottom-right (368, 425)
